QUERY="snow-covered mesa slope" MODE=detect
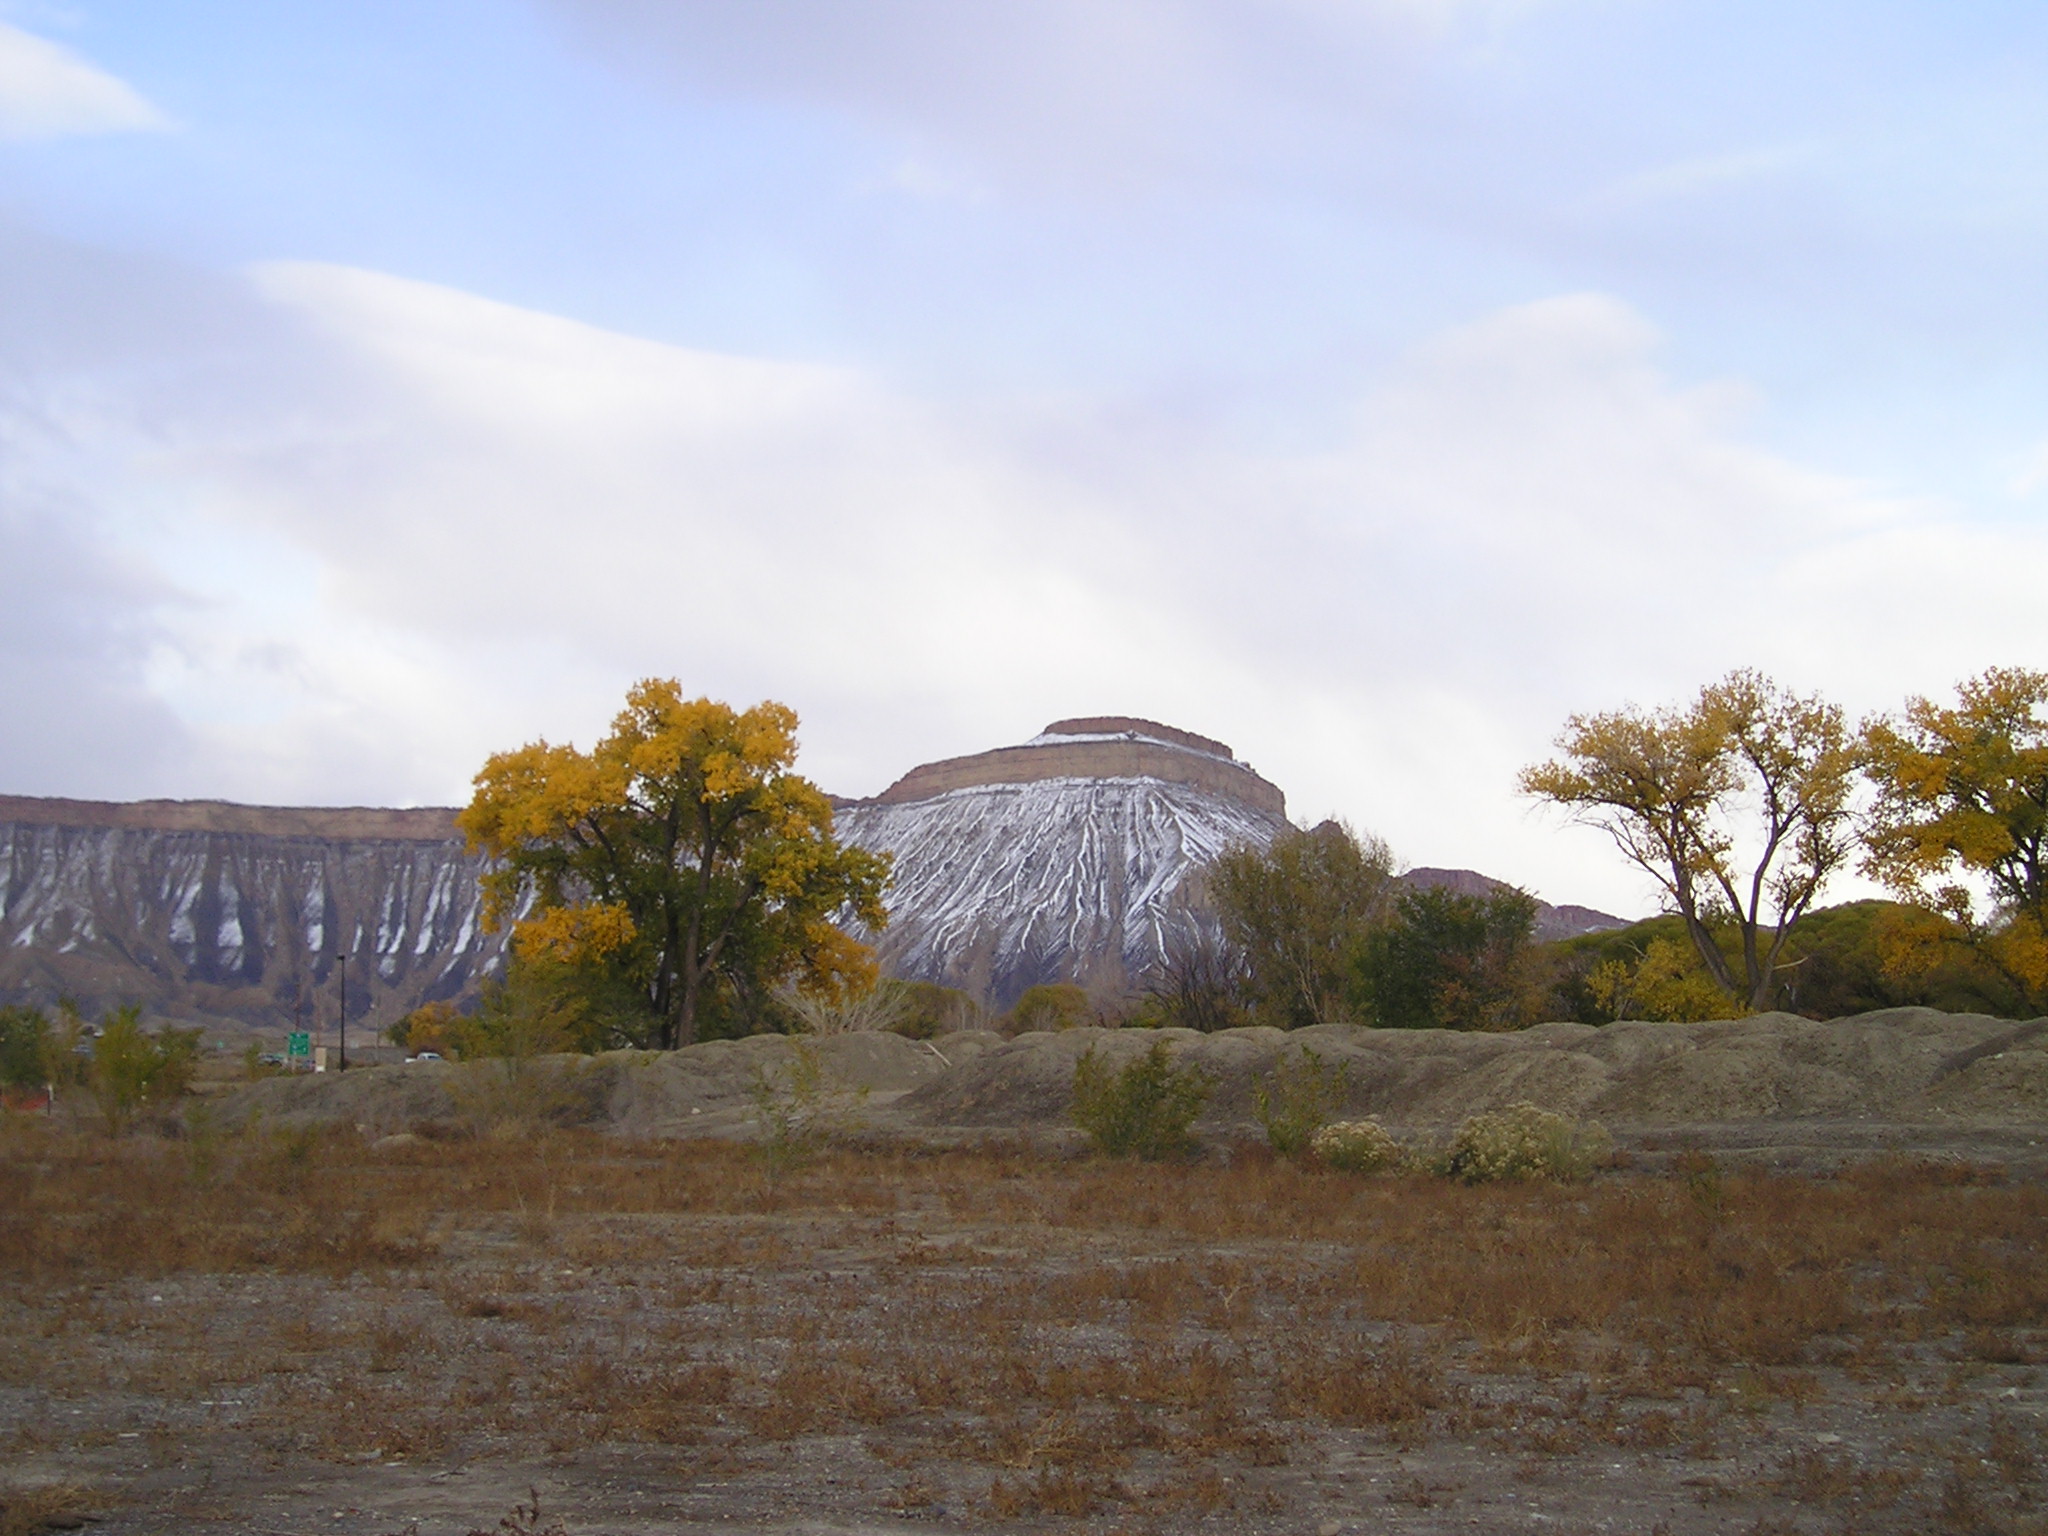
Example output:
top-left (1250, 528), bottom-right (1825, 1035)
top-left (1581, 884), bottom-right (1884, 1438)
top-left (834, 717), bottom-right (1290, 1004)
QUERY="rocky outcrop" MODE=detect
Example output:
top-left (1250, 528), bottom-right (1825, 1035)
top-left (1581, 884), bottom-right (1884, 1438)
top-left (867, 717), bottom-right (1288, 819)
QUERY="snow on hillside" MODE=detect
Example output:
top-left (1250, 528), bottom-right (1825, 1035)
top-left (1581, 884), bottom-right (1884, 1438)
top-left (836, 774), bottom-right (1287, 1005)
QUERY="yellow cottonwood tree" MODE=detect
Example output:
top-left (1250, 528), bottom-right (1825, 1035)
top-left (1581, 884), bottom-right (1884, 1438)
top-left (460, 682), bottom-right (892, 1048)
top-left (1521, 671), bottom-right (1857, 1013)
top-left (1861, 667), bottom-right (2048, 1005)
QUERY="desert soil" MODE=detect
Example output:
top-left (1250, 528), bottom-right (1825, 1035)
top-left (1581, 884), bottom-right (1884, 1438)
top-left (4, 1009), bottom-right (2045, 1536)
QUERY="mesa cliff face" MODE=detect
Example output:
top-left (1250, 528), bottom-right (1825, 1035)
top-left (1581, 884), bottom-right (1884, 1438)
top-left (835, 719), bottom-right (1290, 1005)
top-left (0, 796), bottom-right (502, 1035)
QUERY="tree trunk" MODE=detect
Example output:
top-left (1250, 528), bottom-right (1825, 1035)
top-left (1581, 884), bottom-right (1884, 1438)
top-left (678, 959), bottom-right (699, 1049)
top-left (1671, 865), bottom-right (1740, 1002)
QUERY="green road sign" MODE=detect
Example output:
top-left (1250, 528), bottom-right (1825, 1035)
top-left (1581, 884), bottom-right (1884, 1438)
top-left (286, 1031), bottom-right (311, 1059)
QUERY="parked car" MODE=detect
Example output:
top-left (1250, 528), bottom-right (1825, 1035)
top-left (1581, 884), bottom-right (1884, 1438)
top-left (406, 1051), bottom-right (444, 1063)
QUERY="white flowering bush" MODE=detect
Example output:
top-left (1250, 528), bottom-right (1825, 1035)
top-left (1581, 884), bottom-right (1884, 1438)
top-left (1310, 1118), bottom-right (1405, 1174)
top-left (1443, 1101), bottom-right (1611, 1184)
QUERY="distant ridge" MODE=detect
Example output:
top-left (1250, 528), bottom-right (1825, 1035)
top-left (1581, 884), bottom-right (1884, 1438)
top-left (0, 795), bottom-right (460, 842)
top-left (1399, 866), bottom-right (1627, 943)
top-left (0, 796), bottom-right (499, 1034)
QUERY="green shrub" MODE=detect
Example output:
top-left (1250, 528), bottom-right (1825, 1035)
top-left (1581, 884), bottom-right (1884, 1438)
top-left (1442, 1101), bottom-right (1611, 1184)
top-left (1071, 1041), bottom-right (1212, 1160)
top-left (1357, 883), bottom-right (1544, 1030)
top-left (1310, 1118), bottom-right (1404, 1173)
top-left (1253, 1045), bottom-right (1350, 1156)
top-left (0, 1004), bottom-right (51, 1088)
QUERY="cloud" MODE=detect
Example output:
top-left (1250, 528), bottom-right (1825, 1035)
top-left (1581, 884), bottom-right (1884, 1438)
top-left (1587, 142), bottom-right (1823, 209)
top-left (5, 235), bottom-right (2041, 914)
top-left (0, 470), bottom-right (193, 798)
top-left (0, 21), bottom-right (168, 141)
top-left (541, 0), bottom-right (1553, 196)
top-left (2011, 441), bottom-right (2048, 499)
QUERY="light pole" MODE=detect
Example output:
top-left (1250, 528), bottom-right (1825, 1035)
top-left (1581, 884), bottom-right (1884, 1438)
top-left (336, 950), bottom-right (350, 1072)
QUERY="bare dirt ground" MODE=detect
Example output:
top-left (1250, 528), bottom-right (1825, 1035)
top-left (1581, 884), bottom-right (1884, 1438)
top-left (3, 1118), bottom-right (2045, 1536)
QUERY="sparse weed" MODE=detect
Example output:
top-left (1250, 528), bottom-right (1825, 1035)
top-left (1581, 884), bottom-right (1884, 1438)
top-left (463, 1488), bottom-right (567, 1536)
top-left (1, 1120), bottom-right (2042, 1535)
top-left (748, 1040), bottom-right (868, 1170)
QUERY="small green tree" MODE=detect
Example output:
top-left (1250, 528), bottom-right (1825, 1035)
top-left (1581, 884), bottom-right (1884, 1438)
top-left (1358, 885), bottom-right (1542, 1030)
top-left (1585, 936), bottom-right (1740, 1022)
top-left (1208, 821), bottom-right (1398, 1028)
top-left (882, 980), bottom-right (986, 1039)
top-left (748, 1040), bottom-right (868, 1169)
top-left (388, 1000), bottom-right (462, 1055)
top-left (85, 1005), bottom-right (199, 1135)
top-left (449, 963), bottom-right (599, 1069)
top-left (1071, 1041), bottom-right (1213, 1159)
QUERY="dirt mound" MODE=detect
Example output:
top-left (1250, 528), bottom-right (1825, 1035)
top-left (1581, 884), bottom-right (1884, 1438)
top-left (901, 1009), bottom-right (2048, 1132)
top-left (216, 1011), bottom-right (2048, 1151)
top-left (218, 1030), bottom-right (1003, 1139)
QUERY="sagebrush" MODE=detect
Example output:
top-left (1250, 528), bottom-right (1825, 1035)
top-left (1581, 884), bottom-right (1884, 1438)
top-left (1443, 1101), bottom-right (1611, 1183)
top-left (1311, 1118), bottom-right (1404, 1174)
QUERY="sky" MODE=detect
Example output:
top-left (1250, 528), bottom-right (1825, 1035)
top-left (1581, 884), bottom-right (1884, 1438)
top-left (3, 0), bottom-right (2047, 919)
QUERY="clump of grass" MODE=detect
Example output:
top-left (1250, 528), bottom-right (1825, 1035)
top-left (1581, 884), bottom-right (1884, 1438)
top-left (1072, 1041), bottom-right (1212, 1160)
top-left (1441, 1101), bottom-right (1611, 1184)
top-left (0, 1481), bottom-right (101, 1536)
top-left (1310, 1118), bottom-right (1404, 1174)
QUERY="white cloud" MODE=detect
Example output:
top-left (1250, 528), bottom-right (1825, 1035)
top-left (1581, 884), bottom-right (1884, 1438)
top-left (2011, 440), bottom-right (2048, 499)
top-left (544, 0), bottom-right (1555, 196)
top-left (0, 21), bottom-right (168, 141)
top-left (1586, 142), bottom-right (1823, 209)
top-left (6, 247), bottom-right (2042, 917)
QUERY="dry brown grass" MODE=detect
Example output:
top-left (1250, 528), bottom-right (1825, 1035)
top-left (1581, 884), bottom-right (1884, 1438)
top-left (3, 1116), bottom-right (2045, 1530)
top-left (0, 1481), bottom-right (101, 1536)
